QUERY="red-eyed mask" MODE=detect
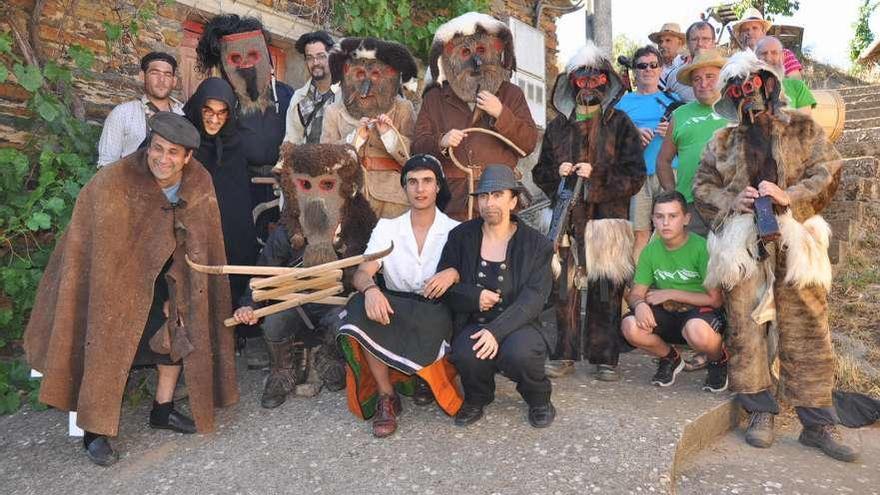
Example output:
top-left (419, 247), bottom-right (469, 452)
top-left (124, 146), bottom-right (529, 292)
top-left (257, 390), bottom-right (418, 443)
top-left (569, 68), bottom-right (609, 106)
top-left (441, 32), bottom-right (510, 103)
top-left (219, 30), bottom-right (272, 112)
top-left (722, 70), bottom-right (780, 125)
top-left (341, 58), bottom-right (399, 119)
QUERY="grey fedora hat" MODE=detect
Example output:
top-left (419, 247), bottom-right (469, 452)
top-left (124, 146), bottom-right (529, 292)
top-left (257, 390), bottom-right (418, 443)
top-left (471, 164), bottom-right (523, 196)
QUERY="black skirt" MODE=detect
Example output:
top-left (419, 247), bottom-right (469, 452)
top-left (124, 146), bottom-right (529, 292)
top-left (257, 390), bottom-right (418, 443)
top-left (132, 262), bottom-right (176, 367)
top-left (338, 291), bottom-right (453, 375)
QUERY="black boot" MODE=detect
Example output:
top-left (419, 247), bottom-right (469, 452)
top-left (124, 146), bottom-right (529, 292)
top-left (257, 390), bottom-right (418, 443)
top-left (83, 431), bottom-right (119, 466)
top-left (149, 400), bottom-right (196, 434)
top-left (412, 377), bottom-right (435, 406)
top-left (262, 337), bottom-right (298, 409)
top-left (528, 401), bottom-right (557, 428)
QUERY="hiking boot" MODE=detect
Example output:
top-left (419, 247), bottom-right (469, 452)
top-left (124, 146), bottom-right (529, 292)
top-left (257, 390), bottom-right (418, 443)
top-left (528, 402), bottom-right (557, 428)
top-left (454, 402), bottom-right (485, 427)
top-left (744, 411), bottom-right (775, 448)
top-left (372, 393), bottom-right (402, 438)
top-left (703, 352), bottom-right (729, 393)
top-left (545, 360), bottom-right (575, 378)
top-left (412, 377), bottom-right (435, 406)
top-left (651, 349), bottom-right (684, 387)
top-left (314, 343), bottom-right (346, 392)
top-left (799, 424), bottom-right (860, 462)
top-left (595, 364), bottom-right (620, 382)
top-left (261, 338), bottom-right (297, 409)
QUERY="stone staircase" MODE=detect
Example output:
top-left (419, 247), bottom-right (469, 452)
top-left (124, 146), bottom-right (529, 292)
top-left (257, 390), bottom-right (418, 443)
top-left (822, 84), bottom-right (880, 265)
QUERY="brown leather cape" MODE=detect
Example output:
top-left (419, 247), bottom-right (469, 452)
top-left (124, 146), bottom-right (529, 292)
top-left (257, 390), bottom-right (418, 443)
top-left (24, 149), bottom-right (239, 436)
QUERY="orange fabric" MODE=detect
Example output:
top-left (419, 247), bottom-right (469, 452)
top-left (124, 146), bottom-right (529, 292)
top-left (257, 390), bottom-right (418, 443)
top-left (417, 358), bottom-right (463, 416)
top-left (362, 156), bottom-right (402, 172)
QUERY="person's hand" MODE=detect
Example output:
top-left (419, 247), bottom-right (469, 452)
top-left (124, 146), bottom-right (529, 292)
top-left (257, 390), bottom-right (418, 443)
top-left (638, 127), bottom-right (654, 148)
top-left (573, 162), bottom-right (593, 179)
top-left (758, 180), bottom-right (790, 207)
top-left (479, 289), bottom-right (501, 312)
top-left (655, 121), bottom-right (670, 138)
top-left (633, 301), bottom-right (656, 330)
top-left (357, 117), bottom-right (371, 139)
top-left (645, 289), bottom-right (674, 306)
top-left (559, 162), bottom-right (574, 177)
top-left (735, 186), bottom-right (760, 213)
top-left (476, 90), bottom-right (503, 118)
top-left (440, 129), bottom-right (468, 148)
top-left (470, 328), bottom-right (499, 360)
top-left (233, 306), bottom-right (259, 326)
top-left (423, 268), bottom-right (459, 299)
top-left (365, 288), bottom-right (394, 325)
top-left (374, 113), bottom-right (393, 134)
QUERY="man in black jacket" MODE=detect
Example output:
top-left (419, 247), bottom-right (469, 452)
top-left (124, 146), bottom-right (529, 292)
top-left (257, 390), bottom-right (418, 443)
top-left (438, 165), bottom-right (556, 428)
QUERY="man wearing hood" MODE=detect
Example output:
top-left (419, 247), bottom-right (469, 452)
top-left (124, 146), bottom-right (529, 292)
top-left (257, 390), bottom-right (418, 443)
top-left (692, 51), bottom-right (857, 462)
top-left (413, 12), bottom-right (538, 221)
top-left (531, 42), bottom-right (646, 382)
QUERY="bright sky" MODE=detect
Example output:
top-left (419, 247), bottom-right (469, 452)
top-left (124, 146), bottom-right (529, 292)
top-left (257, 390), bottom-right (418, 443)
top-left (556, 0), bottom-right (880, 70)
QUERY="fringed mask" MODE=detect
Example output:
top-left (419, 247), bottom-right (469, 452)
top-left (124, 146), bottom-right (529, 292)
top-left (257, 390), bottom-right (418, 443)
top-left (721, 70), bottom-right (781, 125)
top-left (220, 30), bottom-right (272, 113)
top-left (341, 58), bottom-right (399, 119)
top-left (568, 67), bottom-right (609, 107)
top-left (441, 31), bottom-right (510, 103)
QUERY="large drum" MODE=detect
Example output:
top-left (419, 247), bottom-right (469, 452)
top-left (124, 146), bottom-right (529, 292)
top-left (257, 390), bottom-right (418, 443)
top-left (811, 89), bottom-right (845, 143)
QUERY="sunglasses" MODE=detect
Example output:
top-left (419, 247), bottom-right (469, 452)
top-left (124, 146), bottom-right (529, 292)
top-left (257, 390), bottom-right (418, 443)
top-left (725, 74), bottom-right (763, 99)
top-left (635, 62), bottom-right (660, 70)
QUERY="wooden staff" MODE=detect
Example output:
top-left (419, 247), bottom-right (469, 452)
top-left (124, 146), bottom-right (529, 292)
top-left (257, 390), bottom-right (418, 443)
top-left (265, 293), bottom-right (350, 305)
top-left (186, 255), bottom-right (302, 276)
top-left (250, 243), bottom-right (393, 290)
top-left (448, 128), bottom-right (528, 220)
top-left (224, 285), bottom-right (344, 327)
top-left (251, 272), bottom-right (342, 302)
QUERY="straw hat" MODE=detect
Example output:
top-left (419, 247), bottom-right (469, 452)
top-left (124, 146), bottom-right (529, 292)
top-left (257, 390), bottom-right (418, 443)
top-left (731, 8), bottom-right (773, 37)
top-left (676, 49), bottom-right (727, 86)
top-left (649, 23), bottom-right (686, 44)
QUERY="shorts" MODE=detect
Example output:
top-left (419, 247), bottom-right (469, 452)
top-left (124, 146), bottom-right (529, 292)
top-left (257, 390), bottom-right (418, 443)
top-left (630, 172), bottom-right (676, 232)
top-left (625, 304), bottom-right (725, 345)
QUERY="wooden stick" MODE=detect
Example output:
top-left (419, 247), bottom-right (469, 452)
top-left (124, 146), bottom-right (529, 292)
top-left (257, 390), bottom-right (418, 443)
top-left (186, 255), bottom-right (301, 276)
top-left (224, 285), bottom-right (344, 327)
top-left (263, 293), bottom-right (350, 305)
top-left (250, 243), bottom-right (393, 290)
top-left (252, 273), bottom-right (342, 302)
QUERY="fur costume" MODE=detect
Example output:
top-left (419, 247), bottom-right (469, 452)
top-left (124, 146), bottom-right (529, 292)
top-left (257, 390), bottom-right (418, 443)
top-left (24, 150), bottom-right (238, 436)
top-left (322, 37), bottom-right (418, 219)
top-left (275, 141), bottom-right (377, 269)
top-left (692, 52), bottom-right (842, 408)
top-left (413, 12), bottom-right (537, 221)
top-left (531, 42), bottom-right (646, 364)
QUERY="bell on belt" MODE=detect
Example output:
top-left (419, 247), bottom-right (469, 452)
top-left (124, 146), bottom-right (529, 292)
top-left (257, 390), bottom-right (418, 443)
top-left (754, 195), bottom-right (780, 242)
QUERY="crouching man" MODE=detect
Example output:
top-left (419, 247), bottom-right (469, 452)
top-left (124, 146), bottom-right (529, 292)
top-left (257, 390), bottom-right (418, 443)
top-left (621, 191), bottom-right (727, 391)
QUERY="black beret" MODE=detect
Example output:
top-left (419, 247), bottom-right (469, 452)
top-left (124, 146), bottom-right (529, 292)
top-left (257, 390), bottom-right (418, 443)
top-left (149, 112), bottom-right (200, 150)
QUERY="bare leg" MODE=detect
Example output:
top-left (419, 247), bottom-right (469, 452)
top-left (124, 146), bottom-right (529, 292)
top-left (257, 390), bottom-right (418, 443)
top-left (155, 364), bottom-right (182, 403)
top-left (682, 320), bottom-right (723, 361)
top-left (363, 351), bottom-right (394, 396)
top-left (621, 316), bottom-right (671, 357)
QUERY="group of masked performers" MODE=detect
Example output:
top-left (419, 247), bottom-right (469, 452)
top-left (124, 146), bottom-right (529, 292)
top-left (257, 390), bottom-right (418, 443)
top-left (23, 11), bottom-right (876, 468)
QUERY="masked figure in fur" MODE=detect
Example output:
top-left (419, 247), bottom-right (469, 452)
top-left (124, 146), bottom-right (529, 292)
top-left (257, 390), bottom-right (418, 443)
top-left (320, 37), bottom-right (419, 219)
top-left (692, 50), bottom-right (859, 462)
top-left (531, 42), bottom-right (646, 380)
top-left (232, 142), bottom-right (377, 409)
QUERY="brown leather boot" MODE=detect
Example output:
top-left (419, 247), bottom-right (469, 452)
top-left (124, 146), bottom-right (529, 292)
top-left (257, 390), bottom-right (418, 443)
top-left (261, 337), bottom-right (297, 409)
top-left (372, 393), bottom-right (402, 438)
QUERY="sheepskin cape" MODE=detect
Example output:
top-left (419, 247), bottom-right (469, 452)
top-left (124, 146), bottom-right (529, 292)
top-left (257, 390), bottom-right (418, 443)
top-left (24, 149), bottom-right (239, 436)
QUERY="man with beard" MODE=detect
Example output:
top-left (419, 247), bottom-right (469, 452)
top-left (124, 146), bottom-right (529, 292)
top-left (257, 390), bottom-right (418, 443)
top-left (663, 21), bottom-right (717, 103)
top-left (98, 52), bottom-right (184, 167)
top-left (692, 50), bottom-right (857, 462)
top-left (413, 12), bottom-right (538, 221)
top-left (284, 31), bottom-right (339, 145)
top-left (531, 41), bottom-right (645, 381)
top-left (439, 165), bottom-right (556, 428)
top-left (733, 8), bottom-right (803, 79)
top-left (25, 112), bottom-right (238, 466)
top-left (756, 36), bottom-right (816, 115)
top-left (321, 37), bottom-right (420, 219)
top-left (650, 23), bottom-right (687, 91)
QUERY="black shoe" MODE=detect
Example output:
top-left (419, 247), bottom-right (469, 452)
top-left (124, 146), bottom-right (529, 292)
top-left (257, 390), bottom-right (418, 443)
top-left (84, 436), bottom-right (119, 466)
top-left (799, 424), bottom-right (860, 462)
top-left (412, 377), bottom-right (435, 406)
top-left (150, 407), bottom-right (197, 434)
top-left (651, 349), bottom-right (684, 387)
top-left (703, 356), bottom-right (728, 393)
top-left (454, 402), bottom-right (484, 427)
top-left (528, 402), bottom-right (556, 428)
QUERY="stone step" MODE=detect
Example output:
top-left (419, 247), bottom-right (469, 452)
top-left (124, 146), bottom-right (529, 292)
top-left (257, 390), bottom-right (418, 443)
top-left (846, 105), bottom-right (880, 121)
top-left (829, 238), bottom-right (850, 265)
top-left (825, 200), bottom-right (866, 225)
top-left (843, 93), bottom-right (880, 106)
top-left (836, 84), bottom-right (880, 97)
top-left (845, 116), bottom-right (880, 129)
top-left (828, 217), bottom-right (856, 242)
top-left (837, 127), bottom-right (880, 158)
top-left (841, 156), bottom-right (880, 179)
top-left (841, 177), bottom-right (880, 201)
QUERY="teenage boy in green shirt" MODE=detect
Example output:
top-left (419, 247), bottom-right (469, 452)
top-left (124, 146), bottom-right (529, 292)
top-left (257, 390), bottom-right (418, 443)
top-left (621, 191), bottom-right (727, 391)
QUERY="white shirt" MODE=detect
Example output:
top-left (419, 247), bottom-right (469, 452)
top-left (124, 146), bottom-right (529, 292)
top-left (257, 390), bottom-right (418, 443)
top-left (364, 208), bottom-right (459, 293)
top-left (97, 95), bottom-right (184, 167)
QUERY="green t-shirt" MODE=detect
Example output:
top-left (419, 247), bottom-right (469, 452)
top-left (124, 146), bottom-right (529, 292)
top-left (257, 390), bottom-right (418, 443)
top-left (671, 101), bottom-right (729, 202)
top-left (782, 78), bottom-right (817, 110)
top-left (634, 233), bottom-right (709, 293)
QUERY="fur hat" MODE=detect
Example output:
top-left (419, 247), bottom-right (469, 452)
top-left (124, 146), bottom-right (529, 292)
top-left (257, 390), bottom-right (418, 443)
top-left (551, 41), bottom-right (625, 118)
top-left (427, 12), bottom-right (516, 86)
top-left (714, 49), bottom-right (788, 123)
top-left (329, 37), bottom-right (419, 92)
